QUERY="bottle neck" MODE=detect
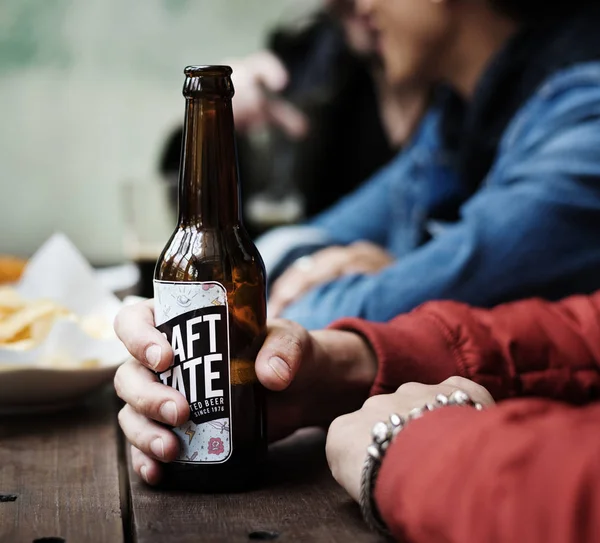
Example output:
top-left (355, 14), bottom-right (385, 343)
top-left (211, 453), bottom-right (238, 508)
top-left (177, 97), bottom-right (241, 228)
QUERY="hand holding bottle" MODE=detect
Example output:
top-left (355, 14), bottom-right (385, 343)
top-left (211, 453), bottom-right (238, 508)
top-left (113, 300), bottom-right (377, 485)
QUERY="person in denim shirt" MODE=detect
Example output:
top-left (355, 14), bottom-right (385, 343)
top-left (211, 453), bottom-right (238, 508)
top-left (260, 1), bottom-right (600, 330)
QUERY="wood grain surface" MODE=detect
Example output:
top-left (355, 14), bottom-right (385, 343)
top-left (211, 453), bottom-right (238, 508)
top-left (1, 393), bottom-right (385, 543)
top-left (127, 428), bottom-right (385, 543)
top-left (0, 389), bottom-right (124, 543)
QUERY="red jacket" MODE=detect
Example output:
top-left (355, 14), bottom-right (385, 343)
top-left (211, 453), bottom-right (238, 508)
top-left (332, 293), bottom-right (600, 543)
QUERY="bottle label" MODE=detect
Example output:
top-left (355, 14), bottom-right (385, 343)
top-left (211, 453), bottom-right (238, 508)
top-left (153, 280), bottom-right (232, 464)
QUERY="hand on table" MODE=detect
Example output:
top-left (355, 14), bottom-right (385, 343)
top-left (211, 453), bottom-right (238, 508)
top-left (325, 377), bottom-right (495, 502)
top-left (268, 241), bottom-right (395, 318)
top-left (113, 300), bottom-right (376, 485)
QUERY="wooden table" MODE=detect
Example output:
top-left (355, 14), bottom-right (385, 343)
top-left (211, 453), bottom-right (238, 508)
top-left (0, 388), bottom-right (384, 543)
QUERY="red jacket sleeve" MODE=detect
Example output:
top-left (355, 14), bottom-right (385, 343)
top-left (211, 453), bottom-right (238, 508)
top-left (376, 399), bottom-right (600, 543)
top-left (330, 292), bottom-right (600, 401)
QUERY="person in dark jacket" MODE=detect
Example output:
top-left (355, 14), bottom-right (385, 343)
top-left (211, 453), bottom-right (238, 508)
top-left (160, 2), bottom-right (426, 236)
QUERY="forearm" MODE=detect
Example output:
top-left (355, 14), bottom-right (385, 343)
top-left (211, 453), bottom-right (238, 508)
top-left (331, 311), bottom-right (460, 396)
top-left (376, 400), bottom-right (600, 543)
top-left (331, 292), bottom-right (600, 401)
top-left (308, 330), bottom-right (377, 425)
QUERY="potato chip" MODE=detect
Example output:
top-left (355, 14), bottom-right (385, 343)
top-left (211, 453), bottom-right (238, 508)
top-left (0, 287), bottom-right (113, 360)
top-left (80, 314), bottom-right (113, 340)
top-left (0, 287), bottom-right (26, 310)
top-left (0, 300), bottom-right (68, 343)
top-left (0, 256), bottom-right (27, 285)
top-left (3, 338), bottom-right (36, 351)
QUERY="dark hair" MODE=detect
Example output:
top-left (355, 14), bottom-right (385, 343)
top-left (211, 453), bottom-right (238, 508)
top-left (489, 0), bottom-right (597, 23)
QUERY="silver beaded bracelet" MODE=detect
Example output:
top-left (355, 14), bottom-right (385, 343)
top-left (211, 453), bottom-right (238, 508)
top-left (359, 390), bottom-right (485, 536)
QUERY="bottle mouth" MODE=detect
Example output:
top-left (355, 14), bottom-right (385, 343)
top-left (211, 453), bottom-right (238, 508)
top-left (182, 65), bottom-right (234, 99)
top-left (184, 65), bottom-right (233, 77)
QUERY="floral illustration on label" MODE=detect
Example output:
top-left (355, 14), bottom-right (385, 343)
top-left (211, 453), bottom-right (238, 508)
top-left (154, 281), bottom-right (232, 464)
top-left (208, 437), bottom-right (225, 456)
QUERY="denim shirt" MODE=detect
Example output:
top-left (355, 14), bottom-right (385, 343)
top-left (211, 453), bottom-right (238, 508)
top-left (275, 62), bottom-right (600, 330)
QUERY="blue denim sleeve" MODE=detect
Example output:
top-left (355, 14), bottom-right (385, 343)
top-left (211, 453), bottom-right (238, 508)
top-left (282, 70), bottom-right (600, 330)
top-left (309, 108), bottom-right (441, 246)
top-left (307, 150), bottom-right (404, 246)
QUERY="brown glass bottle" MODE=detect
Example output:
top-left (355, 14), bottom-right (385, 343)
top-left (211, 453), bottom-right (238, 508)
top-left (153, 66), bottom-right (267, 492)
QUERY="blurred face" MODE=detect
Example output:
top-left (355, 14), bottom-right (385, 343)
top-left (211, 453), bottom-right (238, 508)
top-left (325, 0), bottom-right (379, 56)
top-left (356, 0), bottom-right (455, 86)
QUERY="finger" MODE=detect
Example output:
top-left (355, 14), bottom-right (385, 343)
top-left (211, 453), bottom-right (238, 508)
top-left (268, 265), bottom-right (324, 317)
top-left (268, 270), bottom-right (305, 317)
top-left (297, 247), bottom-right (348, 287)
top-left (118, 404), bottom-right (180, 463)
top-left (254, 50), bottom-right (289, 92)
top-left (441, 376), bottom-right (495, 406)
top-left (114, 299), bottom-right (174, 372)
top-left (266, 99), bottom-right (310, 139)
top-left (131, 445), bottom-right (163, 486)
top-left (344, 242), bottom-right (395, 274)
top-left (255, 319), bottom-right (311, 391)
top-left (114, 359), bottom-right (190, 426)
top-left (268, 247), bottom-right (347, 316)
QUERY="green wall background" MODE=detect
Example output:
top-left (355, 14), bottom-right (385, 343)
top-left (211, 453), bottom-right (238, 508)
top-left (0, 0), bottom-right (315, 262)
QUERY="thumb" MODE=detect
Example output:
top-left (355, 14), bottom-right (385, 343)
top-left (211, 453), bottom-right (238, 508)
top-left (255, 319), bottom-right (312, 391)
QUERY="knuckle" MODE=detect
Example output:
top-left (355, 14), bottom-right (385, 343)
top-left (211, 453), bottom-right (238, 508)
top-left (133, 393), bottom-right (149, 414)
top-left (132, 338), bottom-right (153, 363)
top-left (280, 318), bottom-right (309, 340)
top-left (464, 381), bottom-right (494, 405)
top-left (444, 376), bottom-right (470, 388)
top-left (130, 446), bottom-right (143, 469)
top-left (362, 396), bottom-right (378, 409)
top-left (397, 381), bottom-right (421, 394)
top-left (139, 385), bottom-right (174, 421)
top-left (112, 311), bottom-right (125, 338)
top-left (328, 413), bottom-right (349, 437)
top-left (113, 369), bottom-right (124, 397)
top-left (281, 332), bottom-right (304, 360)
top-left (117, 406), bottom-right (128, 428)
top-left (114, 360), bottom-right (143, 399)
top-left (351, 241), bottom-right (369, 252)
top-left (113, 305), bottom-right (133, 334)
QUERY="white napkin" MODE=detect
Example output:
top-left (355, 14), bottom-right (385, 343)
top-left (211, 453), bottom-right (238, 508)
top-left (0, 233), bottom-right (128, 367)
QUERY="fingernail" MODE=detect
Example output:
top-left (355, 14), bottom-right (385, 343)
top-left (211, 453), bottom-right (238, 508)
top-left (160, 401), bottom-right (178, 426)
top-left (150, 438), bottom-right (165, 459)
top-left (145, 344), bottom-right (162, 369)
top-left (140, 465), bottom-right (149, 483)
top-left (268, 356), bottom-right (291, 383)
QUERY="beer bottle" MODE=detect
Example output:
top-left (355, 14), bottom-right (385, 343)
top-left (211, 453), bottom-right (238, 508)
top-left (153, 65), bottom-right (267, 491)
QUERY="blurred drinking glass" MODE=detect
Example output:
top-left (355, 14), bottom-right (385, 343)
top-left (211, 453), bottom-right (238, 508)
top-left (121, 180), bottom-right (176, 299)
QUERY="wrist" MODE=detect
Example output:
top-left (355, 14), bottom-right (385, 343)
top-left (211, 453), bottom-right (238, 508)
top-left (360, 390), bottom-right (485, 536)
top-left (308, 330), bottom-right (377, 426)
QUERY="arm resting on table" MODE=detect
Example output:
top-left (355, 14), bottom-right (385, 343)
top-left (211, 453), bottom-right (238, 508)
top-left (332, 291), bottom-right (600, 401)
top-left (376, 400), bottom-right (600, 543)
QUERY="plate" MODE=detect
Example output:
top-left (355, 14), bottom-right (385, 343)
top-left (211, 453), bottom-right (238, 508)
top-left (0, 235), bottom-right (132, 413)
top-left (0, 361), bottom-right (122, 412)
